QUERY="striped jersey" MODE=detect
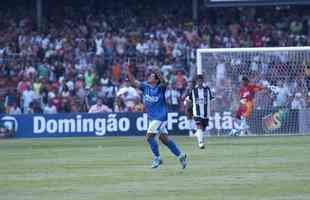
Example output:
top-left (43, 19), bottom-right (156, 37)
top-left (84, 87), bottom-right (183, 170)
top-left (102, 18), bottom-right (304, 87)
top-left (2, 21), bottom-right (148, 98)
top-left (187, 85), bottom-right (214, 119)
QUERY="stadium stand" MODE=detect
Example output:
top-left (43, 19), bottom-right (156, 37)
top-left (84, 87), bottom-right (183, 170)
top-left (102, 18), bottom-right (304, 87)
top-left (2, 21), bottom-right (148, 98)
top-left (0, 0), bottom-right (309, 114)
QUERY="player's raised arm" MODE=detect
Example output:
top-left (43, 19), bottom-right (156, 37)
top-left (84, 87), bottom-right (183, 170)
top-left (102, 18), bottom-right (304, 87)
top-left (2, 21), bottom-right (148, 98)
top-left (126, 64), bottom-right (141, 88)
top-left (158, 73), bottom-right (168, 88)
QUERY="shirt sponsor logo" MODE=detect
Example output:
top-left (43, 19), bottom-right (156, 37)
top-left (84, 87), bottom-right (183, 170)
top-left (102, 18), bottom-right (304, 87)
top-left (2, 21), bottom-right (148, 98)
top-left (144, 95), bottom-right (159, 103)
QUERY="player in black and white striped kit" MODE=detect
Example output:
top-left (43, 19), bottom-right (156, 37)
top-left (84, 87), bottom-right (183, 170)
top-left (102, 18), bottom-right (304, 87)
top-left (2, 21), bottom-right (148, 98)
top-left (185, 75), bottom-right (214, 149)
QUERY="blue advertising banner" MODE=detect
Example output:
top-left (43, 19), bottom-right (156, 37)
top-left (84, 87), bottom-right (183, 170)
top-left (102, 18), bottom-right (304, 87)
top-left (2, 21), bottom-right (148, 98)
top-left (0, 112), bottom-right (190, 138)
top-left (0, 110), bottom-right (300, 138)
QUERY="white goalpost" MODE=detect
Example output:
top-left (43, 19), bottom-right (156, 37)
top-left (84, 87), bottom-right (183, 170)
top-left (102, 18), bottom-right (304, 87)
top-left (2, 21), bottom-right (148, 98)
top-left (196, 46), bottom-right (310, 136)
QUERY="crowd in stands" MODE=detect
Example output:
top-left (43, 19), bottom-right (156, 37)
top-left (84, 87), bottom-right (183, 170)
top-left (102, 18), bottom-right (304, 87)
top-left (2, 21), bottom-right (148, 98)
top-left (0, 1), bottom-right (310, 115)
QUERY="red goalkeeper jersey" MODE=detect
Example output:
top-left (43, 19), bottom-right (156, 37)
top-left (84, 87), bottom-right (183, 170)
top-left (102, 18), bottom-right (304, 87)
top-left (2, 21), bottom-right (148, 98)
top-left (240, 84), bottom-right (263, 102)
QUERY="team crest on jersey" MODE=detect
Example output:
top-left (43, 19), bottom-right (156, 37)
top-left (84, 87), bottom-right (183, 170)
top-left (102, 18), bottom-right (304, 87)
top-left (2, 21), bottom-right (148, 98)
top-left (144, 95), bottom-right (159, 103)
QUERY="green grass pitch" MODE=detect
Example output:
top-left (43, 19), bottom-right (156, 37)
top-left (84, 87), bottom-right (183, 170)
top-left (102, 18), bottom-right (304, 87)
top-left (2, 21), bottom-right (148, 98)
top-left (1, 136), bottom-right (310, 200)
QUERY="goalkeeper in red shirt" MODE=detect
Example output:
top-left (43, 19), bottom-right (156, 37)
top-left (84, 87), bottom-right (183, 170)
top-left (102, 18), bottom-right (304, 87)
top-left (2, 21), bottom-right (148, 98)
top-left (229, 76), bottom-right (264, 136)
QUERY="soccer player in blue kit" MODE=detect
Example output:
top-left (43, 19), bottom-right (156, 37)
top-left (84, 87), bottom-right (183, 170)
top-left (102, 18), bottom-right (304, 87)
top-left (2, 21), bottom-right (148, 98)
top-left (126, 65), bottom-right (187, 169)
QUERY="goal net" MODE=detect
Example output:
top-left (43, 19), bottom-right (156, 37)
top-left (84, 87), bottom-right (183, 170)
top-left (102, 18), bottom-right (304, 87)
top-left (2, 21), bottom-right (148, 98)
top-left (197, 47), bottom-right (310, 136)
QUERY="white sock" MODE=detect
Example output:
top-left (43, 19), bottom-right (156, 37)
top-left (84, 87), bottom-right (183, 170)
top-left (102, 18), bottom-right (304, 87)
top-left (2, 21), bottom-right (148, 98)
top-left (233, 118), bottom-right (242, 131)
top-left (196, 129), bottom-right (204, 146)
top-left (240, 117), bottom-right (249, 130)
top-left (188, 119), bottom-right (196, 137)
top-left (190, 119), bottom-right (196, 130)
top-left (189, 130), bottom-right (194, 137)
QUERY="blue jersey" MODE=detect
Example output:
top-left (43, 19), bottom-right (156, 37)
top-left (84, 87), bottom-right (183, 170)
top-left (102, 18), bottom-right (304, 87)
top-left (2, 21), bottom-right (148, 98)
top-left (140, 82), bottom-right (168, 121)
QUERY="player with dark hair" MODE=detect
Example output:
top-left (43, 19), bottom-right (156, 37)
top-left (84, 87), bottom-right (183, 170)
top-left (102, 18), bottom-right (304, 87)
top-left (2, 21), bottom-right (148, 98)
top-left (229, 76), bottom-right (264, 136)
top-left (185, 75), bottom-right (214, 149)
top-left (126, 66), bottom-right (187, 169)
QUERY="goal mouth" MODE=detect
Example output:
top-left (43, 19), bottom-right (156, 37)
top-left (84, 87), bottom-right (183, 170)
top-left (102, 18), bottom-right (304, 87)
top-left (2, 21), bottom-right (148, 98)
top-left (196, 46), bottom-right (310, 136)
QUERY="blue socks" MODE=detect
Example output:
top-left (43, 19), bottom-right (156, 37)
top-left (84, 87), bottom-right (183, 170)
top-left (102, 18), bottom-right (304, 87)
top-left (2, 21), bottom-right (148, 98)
top-left (147, 136), bottom-right (182, 159)
top-left (147, 137), bottom-right (160, 158)
top-left (165, 139), bottom-right (181, 157)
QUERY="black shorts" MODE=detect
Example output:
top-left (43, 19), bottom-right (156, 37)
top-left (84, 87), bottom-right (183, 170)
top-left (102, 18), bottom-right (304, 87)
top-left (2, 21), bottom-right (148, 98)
top-left (194, 117), bottom-right (209, 128)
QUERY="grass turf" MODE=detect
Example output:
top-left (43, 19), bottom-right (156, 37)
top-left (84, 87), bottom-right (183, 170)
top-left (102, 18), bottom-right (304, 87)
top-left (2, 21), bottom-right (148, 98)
top-left (0, 136), bottom-right (310, 200)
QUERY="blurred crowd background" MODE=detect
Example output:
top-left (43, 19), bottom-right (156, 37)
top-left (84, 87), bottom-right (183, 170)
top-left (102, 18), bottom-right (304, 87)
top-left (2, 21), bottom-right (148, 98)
top-left (0, 0), bottom-right (309, 115)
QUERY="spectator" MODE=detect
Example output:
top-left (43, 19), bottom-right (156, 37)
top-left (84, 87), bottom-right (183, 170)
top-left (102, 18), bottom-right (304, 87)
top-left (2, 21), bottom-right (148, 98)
top-left (174, 70), bottom-right (187, 92)
top-left (114, 97), bottom-right (127, 113)
top-left (112, 60), bottom-right (122, 82)
top-left (21, 86), bottom-right (35, 114)
top-left (101, 78), bottom-right (118, 109)
top-left (165, 84), bottom-right (181, 112)
top-left (17, 76), bottom-right (30, 94)
top-left (32, 78), bottom-right (43, 96)
top-left (291, 93), bottom-right (306, 109)
top-left (43, 100), bottom-right (57, 114)
top-left (88, 98), bottom-right (112, 113)
top-left (84, 69), bottom-right (96, 89)
top-left (85, 85), bottom-right (99, 109)
top-left (94, 34), bottom-right (104, 56)
top-left (114, 32), bottom-right (127, 56)
top-left (58, 98), bottom-right (72, 113)
top-left (116, 80), bottom-right (140, 111)
top-left (7, 102), bottom-right (22, 115)
top-left (28, 100), bottom-right (43, 114)
top-left (134, 99), bottom-right (144, 112)
top-left (272, 81), bottom-right (292, 108)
